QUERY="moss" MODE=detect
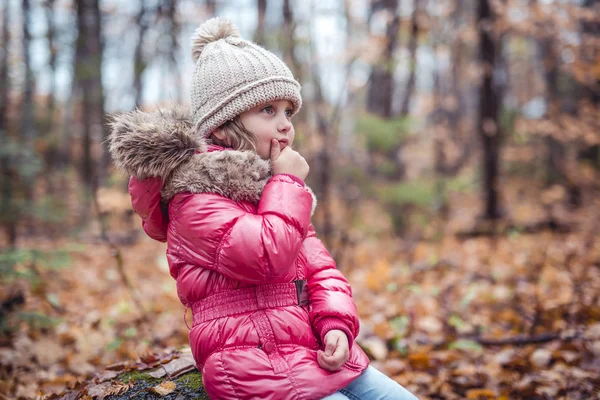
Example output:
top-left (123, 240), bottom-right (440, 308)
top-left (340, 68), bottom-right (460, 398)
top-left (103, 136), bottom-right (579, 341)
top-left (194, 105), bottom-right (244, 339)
top-left (118, 370), bottom-right (160, 385)
top-left (177, 371), bottom-right (204, 391)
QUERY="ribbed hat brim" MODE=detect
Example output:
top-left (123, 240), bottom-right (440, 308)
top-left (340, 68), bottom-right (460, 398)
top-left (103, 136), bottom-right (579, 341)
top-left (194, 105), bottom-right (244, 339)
top-left (194, 77), bottom-right (302, 138)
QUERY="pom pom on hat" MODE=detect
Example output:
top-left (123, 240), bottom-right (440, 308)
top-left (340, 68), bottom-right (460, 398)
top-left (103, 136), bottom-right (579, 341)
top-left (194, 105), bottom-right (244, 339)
top-left (191, 17), bottom-right (240, 63)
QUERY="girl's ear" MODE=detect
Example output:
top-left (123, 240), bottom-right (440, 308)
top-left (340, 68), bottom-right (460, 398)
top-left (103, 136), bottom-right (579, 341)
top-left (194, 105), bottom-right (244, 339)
top-left (212, 127), bottom-right (228, 142)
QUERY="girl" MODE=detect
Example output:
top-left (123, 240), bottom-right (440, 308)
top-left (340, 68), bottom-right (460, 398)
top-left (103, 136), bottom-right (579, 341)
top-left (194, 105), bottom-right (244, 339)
top-left (109, 17), bottom-right (417, 400)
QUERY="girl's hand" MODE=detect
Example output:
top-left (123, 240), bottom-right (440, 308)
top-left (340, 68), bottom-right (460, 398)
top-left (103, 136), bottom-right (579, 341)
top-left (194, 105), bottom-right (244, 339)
top-left (317, 329), bottom-right (350, 371)
top-left (270, 139), bottom-right (309, 180)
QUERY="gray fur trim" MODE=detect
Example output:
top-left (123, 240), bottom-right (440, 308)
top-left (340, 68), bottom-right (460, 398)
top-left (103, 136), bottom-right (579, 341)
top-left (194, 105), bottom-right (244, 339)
top-left (162, 150), bottom-right (271, 203)
top-left (108, 106), bottom-right (205, 180)
top-left (163, 151), bottom-right (318, 217)
top-left (108, 106), bottom-right (317, 215)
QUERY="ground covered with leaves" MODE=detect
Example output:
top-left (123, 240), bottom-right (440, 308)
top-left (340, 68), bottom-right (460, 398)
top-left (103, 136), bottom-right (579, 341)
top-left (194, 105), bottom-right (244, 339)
top-left (1, 178), bottom-right (599, 399)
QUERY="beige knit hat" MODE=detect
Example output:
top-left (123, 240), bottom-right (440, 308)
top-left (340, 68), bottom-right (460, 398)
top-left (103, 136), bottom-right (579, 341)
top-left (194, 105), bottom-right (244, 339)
top-left (190, 17), bottom-right (302, 138)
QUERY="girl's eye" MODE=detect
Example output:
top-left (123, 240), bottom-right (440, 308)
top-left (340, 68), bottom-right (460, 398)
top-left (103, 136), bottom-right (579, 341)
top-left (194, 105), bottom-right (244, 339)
top-left (261, 106), bottom-right (274, 115)
top-left (285, 109), bottom-right (293, 118)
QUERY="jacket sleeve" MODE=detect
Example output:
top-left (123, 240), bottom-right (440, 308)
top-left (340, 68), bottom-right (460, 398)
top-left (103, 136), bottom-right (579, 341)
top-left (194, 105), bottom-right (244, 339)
top-left (305, 225), bottom-right (359, 348)
top-left (170, 174), bottom-right (313, 284)
top-left (128, 176), bottom-right (168, 242)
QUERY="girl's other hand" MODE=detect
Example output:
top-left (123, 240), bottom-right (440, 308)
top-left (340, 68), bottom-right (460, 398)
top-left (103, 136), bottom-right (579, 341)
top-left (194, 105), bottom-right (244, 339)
top-left (270, 139), bottom-right (309, 181)
top-left (317, 329), bottom-right (350, 371)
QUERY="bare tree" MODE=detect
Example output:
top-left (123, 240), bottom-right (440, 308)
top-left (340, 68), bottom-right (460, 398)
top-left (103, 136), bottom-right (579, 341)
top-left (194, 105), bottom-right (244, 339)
top-left (44, 0), bottom-right (57, 122)
top-left (367, 0), bottom-right (399, 118)
top-left (73, 0), bottom-right (106, 189)
top-left (21, 0), bottom-right (34, 145)
top-left (281, 0), bottom-right (304, 124)
top-left (281, 0), bottom-right (302, 80)
top-left (164, 0), bottom-right (181, 102)
top-left (254, 0), bottom-right (267, 46)
top-left (399, 0), bottom-right (420, 117)
top-left (205, 0), bottom-right (216, 16)
top-left (0, 2), bottom-right (9, 135)
top-left (477, 0), bottom-right (503, 220)
top-left (133, 0), bottom-right (150, 108)
top-left (0, 1), bottom-right (16, 245)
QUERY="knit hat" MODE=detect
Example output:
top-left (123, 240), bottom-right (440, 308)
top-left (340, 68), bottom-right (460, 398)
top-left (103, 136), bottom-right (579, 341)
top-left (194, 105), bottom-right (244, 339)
top-left (190, 17), bottom-right (302, 138)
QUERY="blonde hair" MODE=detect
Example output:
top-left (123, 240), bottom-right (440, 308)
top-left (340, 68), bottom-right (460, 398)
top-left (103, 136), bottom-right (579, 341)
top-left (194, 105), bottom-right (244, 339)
top-left (208, 116), bottom-right (257, 151)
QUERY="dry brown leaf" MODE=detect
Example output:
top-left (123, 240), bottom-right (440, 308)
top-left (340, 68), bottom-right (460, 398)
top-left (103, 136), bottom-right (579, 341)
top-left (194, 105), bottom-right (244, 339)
top-left (530, 348), bottom-right (552, 369)
top-left (150, 381), bottom-right (177, 396)
top-left (104, 381), bottom-right (134, 397)
top-left (86, 382), bottom-right (111, 398)
top-left (148, 353), bottom-right (196, 379)
top-left (466, 389), bottom-right (497, 399)
top-left (94, 370), bottom-right (119, 383)
top-left (359, 336), bottom-right (388, 360)
top-left (408, 352), bottom-right (432, 370)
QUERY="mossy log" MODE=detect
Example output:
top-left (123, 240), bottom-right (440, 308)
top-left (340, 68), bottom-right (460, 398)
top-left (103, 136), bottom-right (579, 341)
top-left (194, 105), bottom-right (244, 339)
top-left (49, 350), bottom-right (208, 400)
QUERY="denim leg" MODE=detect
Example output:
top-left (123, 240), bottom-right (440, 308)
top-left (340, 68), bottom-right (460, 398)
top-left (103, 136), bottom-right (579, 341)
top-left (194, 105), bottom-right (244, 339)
top-left (321, 391), bottom-right (350, 400)
top-left (338, 366), bottom-right (418, 400)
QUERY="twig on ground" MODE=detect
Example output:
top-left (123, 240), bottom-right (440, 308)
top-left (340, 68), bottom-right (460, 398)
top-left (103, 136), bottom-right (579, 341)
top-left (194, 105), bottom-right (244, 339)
top-left (90, 185), bottom-right (149, 324)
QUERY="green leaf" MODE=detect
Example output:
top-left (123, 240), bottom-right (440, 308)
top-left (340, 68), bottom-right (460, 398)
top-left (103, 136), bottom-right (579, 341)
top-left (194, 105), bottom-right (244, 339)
top-left (389, 316), bottom-right (410, 337)
top-left (448, 314), bottom-right (465, 330)
top-left (386, 282), bottom-right (398, 292)
top-left (460, 285), bottom-right (478, 309)
top-left (17, 312), bottom-right (61, 329)
top-left (46, 293), bottom-right (61, 308)
top-left (106, 338), bottom-right (123, 352)
top-left (124, 327), bottom-right (138, 338)
top-left (448, 339), bottom-right (483, 353)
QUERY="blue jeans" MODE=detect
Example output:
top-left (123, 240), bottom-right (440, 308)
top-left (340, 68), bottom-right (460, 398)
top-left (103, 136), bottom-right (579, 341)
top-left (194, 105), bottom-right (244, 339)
top-left (322, 366), bottom-right (418, 400)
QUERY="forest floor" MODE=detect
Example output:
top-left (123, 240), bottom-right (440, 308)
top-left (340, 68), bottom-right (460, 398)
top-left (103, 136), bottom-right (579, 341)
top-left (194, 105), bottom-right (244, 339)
top-left (1, 176), bottom-right (599, 400)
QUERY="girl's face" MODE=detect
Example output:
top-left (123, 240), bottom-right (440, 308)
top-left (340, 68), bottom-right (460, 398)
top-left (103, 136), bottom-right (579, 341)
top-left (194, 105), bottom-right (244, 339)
top-left (239, 100), bottom-right (295, 160)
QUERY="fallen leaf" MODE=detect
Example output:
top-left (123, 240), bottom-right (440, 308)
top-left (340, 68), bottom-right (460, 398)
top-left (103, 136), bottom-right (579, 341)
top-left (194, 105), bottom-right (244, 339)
top-left (530, 348), bottom-right (552, 369)
top-left (86, 382), bottom-right (111, 399)
top-left (150, 381), bottom-right (177, 396)
top-left (148, 353), bottom-right (196, 379)
top-left (94, 370), bottom-right (119, 383)
top-left (104, 381), bottom-right (134, 397)
top-left (408, 352), bottom-right (431, 370)
top-left (359, 337), bottom-right (388, 360)
top-left (466, 388), bottom-right (497, 399)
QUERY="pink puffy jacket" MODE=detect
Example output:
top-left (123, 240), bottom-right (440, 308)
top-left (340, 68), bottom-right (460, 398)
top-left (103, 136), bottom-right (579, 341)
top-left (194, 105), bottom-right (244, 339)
top-left (110, 107), bottom-right (369, 399)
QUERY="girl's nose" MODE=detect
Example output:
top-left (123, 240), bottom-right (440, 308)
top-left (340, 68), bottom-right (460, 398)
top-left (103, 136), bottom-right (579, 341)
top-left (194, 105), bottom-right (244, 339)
top-left (278, 116), bottom-right (292, 133)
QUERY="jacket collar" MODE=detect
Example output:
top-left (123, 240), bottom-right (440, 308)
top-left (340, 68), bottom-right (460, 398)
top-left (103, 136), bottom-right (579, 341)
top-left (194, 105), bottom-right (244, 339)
top-left (108, 106), bottom-right (315, 212)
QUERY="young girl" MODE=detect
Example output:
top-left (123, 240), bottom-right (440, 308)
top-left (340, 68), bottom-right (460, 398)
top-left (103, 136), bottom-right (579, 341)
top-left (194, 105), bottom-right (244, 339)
top-left (109, 17), bottom-right (417, 400)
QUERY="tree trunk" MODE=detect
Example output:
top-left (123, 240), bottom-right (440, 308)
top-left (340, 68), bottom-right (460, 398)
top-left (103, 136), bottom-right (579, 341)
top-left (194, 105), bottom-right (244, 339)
top-left (282, 0), bottom-right (301, 81)
top-left (366, 0), bottom-right (399, 118)
top-left (44, 0), bottom-right (57, 122)
top-left (477, 0), bottom-right (502, 220)
top-left (166, 0), bottom-right (181, 103)
top-left (74, 0), bottom-right (106, 190)
top-left (21, 0), bottom-right (34, 145)
top-left (539, 35), bottom-right (563, 185)
top-left (21, 0), bottom-right (36, 236)
top-left (0, 1), bottom-right (16, 246)
top-left (205, 0), bottom-right (216, 16)
top-left (399, 0), bottom-right (419, 117)
top-left (254, 0), bottom-right (267, 46)
top-left (43, 0), bottom-right (60, 187)
top-left (281, 0), bottom-right (304, 124)
top-left (0, 1), bottom-right (9, 135)
top-left (133, 0), bottom-right (149, 108)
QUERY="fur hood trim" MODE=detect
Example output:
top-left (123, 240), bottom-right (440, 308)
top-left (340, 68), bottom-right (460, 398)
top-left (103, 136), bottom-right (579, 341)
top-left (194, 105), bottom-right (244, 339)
top-left (108, 106), bottom-right (317, 214)
top-left (108, 106), bottom-right (203, 180)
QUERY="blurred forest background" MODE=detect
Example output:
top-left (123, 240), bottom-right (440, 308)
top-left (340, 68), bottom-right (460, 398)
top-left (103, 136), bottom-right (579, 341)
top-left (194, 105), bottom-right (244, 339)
top-left (1, 0), bottom-right (599, 399)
